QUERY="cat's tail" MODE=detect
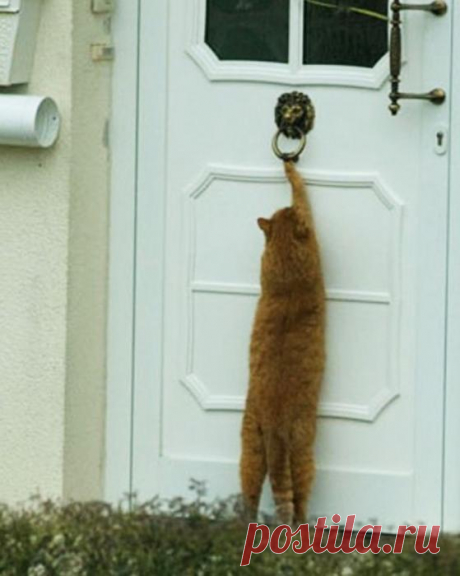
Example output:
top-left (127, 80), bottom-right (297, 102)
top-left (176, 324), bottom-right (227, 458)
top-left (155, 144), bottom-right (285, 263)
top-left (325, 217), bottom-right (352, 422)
top-left (265, 428), bottom-right (294, 524)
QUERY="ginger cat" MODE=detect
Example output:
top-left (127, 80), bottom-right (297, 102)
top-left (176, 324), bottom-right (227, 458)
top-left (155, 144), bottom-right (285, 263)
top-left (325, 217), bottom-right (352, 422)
top-left (240, 161), bottom-right (326, 526)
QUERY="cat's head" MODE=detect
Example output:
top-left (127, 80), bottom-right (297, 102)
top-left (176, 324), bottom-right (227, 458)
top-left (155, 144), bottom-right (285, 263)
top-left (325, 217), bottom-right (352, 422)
top-left (258, 206), bottom-right (308, 242)
top-left (257, 207), bottom-right (319, 292)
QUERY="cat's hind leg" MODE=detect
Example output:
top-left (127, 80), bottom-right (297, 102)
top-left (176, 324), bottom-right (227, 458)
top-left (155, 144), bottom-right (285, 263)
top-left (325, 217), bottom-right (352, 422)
top-left (240, 412), bottom-right (266, 521)
top-left (266, 430), bottom-right (294, 525)
top-left (290, 426), bottom-right (316, 526)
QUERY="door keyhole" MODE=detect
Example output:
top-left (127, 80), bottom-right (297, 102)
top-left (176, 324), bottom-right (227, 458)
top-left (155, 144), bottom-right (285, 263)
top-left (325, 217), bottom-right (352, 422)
top-left (434, 127), bottom-right (448, 155)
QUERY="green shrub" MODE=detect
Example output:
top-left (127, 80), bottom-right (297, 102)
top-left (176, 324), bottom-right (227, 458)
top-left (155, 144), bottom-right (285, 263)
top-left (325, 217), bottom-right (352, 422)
top-left (0, 481), bottom-right (458, 575)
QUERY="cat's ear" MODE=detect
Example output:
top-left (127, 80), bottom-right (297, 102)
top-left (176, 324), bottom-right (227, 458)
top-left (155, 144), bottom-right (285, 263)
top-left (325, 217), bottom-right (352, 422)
top-left (257, 217), bottom-right (272, 237)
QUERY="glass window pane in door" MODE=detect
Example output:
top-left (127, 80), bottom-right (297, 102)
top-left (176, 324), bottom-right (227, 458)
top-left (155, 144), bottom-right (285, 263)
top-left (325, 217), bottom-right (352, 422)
top-left (206, 0), bottom-right (290, 63)
top-left (303, 0), bottom-right (388, 67)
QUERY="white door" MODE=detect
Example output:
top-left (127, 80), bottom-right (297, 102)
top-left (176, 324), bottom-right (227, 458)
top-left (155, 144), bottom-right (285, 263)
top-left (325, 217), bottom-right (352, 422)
top-left (132, 0), bottom-right (453, 530)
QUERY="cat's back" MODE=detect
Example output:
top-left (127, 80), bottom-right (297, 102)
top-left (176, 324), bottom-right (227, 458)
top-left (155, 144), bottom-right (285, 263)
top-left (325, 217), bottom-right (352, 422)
top-left (247, 290), bottom-right (325, 425)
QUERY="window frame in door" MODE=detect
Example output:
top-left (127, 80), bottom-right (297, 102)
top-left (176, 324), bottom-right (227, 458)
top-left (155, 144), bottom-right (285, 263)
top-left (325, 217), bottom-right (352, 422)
top-left (188, 0), bottom-right (391, 88)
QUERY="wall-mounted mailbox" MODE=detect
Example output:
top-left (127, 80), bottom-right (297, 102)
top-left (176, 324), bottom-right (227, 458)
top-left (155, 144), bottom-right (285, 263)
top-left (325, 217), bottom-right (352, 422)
top-left (0, 0), bottom-right (42, 86)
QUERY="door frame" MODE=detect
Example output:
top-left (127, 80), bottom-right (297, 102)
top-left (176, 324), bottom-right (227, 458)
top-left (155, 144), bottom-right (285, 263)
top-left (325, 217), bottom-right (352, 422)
top-left (105, 0), bottom-right (460, 531)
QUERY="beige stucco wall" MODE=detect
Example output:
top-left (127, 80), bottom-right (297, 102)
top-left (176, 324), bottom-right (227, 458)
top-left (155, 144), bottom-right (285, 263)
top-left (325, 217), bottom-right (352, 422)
top-left (0, 1), bottom-right (111, 503)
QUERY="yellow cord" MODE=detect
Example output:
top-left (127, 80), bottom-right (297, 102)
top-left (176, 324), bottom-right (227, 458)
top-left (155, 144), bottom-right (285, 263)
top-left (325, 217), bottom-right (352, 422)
top-left (305, 0), bottom-right (389, 22)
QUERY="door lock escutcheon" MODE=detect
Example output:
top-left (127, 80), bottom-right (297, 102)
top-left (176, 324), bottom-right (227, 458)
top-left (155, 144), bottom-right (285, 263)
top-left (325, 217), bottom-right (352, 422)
top-left (389, 0), bottom-right (447, 115)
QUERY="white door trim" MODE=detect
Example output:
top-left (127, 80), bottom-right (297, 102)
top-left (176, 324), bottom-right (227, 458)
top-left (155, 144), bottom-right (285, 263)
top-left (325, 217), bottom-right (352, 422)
top-left (105, 0), bottom-right (169, 503)
top-left (105, 0), bottom-right (460, 530)
top-left (442, 0), bottom-right (460, 534)
top-left (105, 0), bottom-right (140, 502)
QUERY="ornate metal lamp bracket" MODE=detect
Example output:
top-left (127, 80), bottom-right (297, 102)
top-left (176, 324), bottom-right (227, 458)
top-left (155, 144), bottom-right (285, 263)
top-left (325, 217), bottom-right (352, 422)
top-left (272, 92), bottom-right (315, 162)
top-left (389, 0), bottom-right (447, 115)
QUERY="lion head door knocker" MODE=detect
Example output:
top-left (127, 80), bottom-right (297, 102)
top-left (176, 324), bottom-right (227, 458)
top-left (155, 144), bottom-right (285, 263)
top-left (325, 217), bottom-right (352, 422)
top-left (272, 92), bottom-right (315, 162)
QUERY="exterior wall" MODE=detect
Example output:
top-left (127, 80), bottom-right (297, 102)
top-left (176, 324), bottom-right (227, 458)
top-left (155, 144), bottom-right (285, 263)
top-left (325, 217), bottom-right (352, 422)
top-left (63, 2), bottom-right (112, 502)
top-left (0, 0), bottom-right (111, 503)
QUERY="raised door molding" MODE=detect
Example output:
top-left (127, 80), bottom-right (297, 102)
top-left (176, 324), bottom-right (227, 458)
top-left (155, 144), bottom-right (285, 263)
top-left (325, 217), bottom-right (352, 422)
top-left (180, 165), bottom-right (404, 423)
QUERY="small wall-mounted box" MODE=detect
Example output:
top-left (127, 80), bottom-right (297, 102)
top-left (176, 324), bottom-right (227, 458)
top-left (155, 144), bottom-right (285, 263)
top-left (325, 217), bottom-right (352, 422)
top-left (0, 0), bottom-right (43, 86)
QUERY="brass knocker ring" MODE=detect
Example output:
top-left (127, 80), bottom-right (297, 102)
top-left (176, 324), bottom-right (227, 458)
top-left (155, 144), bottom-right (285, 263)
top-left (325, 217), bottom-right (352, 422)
top-left (272, 127), bottom-right (307, 162)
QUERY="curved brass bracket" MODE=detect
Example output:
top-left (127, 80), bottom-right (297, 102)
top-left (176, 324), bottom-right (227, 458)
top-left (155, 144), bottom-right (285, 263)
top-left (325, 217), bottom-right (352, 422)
top-left (389, 0), bottom-right (447, 115)
top-left (272, 91), bottom-right (315, 161)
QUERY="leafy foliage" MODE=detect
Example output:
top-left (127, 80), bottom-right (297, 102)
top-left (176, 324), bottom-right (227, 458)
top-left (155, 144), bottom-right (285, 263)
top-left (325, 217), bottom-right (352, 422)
top-left (0, 482), bottom-right (458, 575)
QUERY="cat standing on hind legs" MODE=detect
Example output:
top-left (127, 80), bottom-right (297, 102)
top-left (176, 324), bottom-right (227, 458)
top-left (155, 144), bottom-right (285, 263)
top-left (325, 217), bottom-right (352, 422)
top-left (240, 160), bottom-right (326, 526)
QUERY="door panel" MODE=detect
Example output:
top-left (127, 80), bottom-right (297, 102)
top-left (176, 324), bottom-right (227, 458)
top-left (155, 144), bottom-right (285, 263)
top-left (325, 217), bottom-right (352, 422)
top-left (133, 0), bottom-right (452, 530)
